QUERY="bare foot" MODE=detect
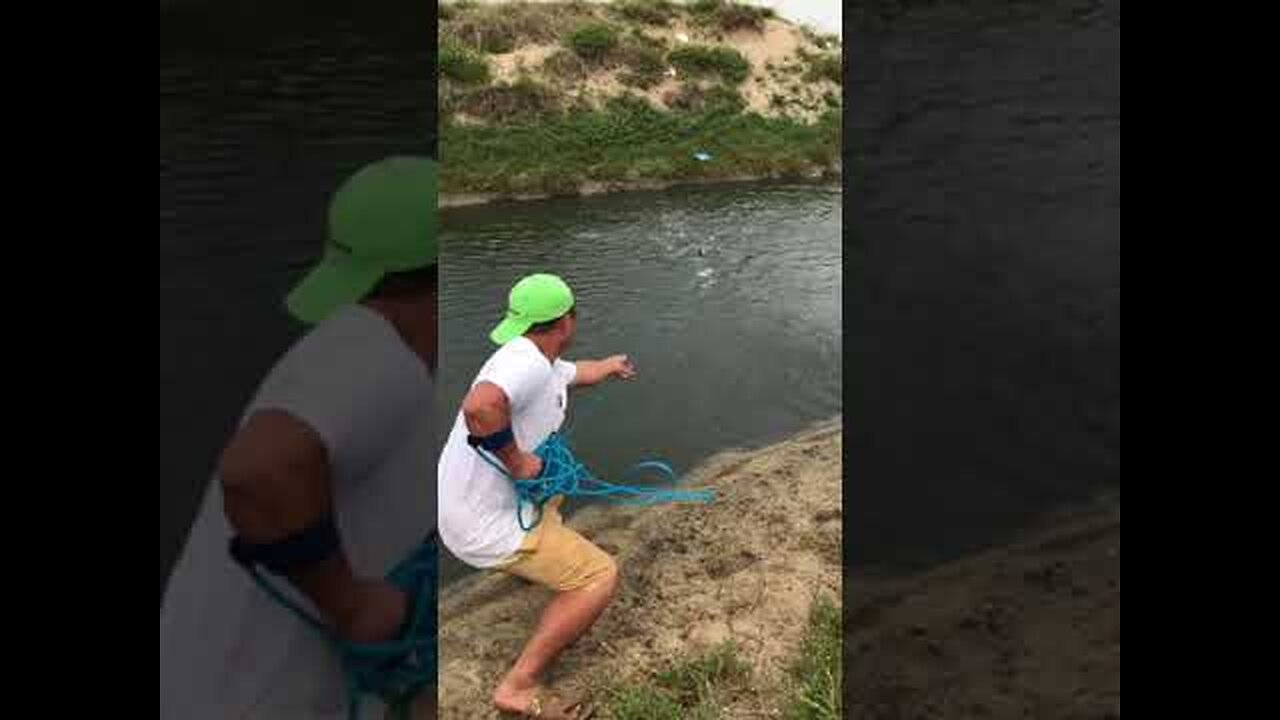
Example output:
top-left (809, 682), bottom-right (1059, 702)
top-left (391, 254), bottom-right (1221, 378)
top-left (492, 679), bottom-right (592, 718)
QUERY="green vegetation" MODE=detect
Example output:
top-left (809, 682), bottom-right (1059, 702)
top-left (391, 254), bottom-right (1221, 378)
top-left (782, 595), bottom-right (843, 720)
top-left (542, 48), bottom-right (588, 82)
top-left (604, 642), bottom-right (750, 720)
top-left (663, 83), bottom-right (745, 114)
top-left (618, 46), bottom-right (666, 89)
top-left (613, 0), bottom-right (678, 26)
top-left (801, 26), bottom-right (842, 52)
top-left (437, 0), bottom-right (843, 196)
top-left (667, 45), bottom-right (750, 84)
top-left (568, 23), bottom-right (620, 62)
top-left (441, 94), bottom-right (840, 194)
top-left (591, 596), bottom-right (844, 719)
top-left (687, 0), bottom-right (774, 32)
top-left (438, 40), bottom-right (490, 84)
top-left (451, 77), bottom-right (558, 123)
top-left (688, 0), bottom-right (725, 13)
top-left (441, 2), bottom-right (596, 52)
top-left (798, 48), bottom-right (842, 85)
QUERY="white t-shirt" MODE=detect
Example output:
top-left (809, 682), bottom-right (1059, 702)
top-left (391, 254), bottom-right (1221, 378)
top-left (437, 336), bottom-right (576, 568)
top-left (159, 305), bottom-right (437, 720)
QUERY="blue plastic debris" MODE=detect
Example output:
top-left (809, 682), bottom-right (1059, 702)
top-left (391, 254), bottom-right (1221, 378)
top-left (693, 151), bottom-right (713, 162)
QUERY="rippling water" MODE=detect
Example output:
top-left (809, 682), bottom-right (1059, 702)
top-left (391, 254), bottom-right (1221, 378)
top-left (439, 183), bottom-right (843, 471)
top-left (436, 182), bottom-right (843, 583)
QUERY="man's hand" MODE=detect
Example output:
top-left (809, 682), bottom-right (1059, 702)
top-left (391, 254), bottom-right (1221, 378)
top-left (605, 354), bottom-right (637, 380)
top-left (510, 451), bottom-right (544, 480)
top-left (334, 579), bottom-right (410, 644)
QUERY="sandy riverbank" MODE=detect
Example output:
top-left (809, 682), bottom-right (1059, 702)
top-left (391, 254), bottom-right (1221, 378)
top-left (847, 494), bottom-right (1121, 719)
top-left (436, 420), bottom-right (842, 717)
top-left (439, 166), bottom-right (840, 208)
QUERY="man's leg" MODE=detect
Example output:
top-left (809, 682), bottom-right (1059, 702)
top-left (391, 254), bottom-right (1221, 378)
top-left (491, 564), bottom-right (618, 712)
top-left (489, 504), bottom-right (620, 714)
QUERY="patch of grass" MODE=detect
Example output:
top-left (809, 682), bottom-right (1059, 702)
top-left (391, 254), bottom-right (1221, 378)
top-left (662, 82), bottom-right (744, 115)
top-left (440, 88), bottom-right (841, 194)
top-left (801, 25), bottom-right (842, 52)
top-left (438, 40), bottom-right (491, 84)
top-left (452, 77), bottom-right (558, 123)
top-left (667, 44), bottom-right (750, 85)
top-left (614, 30), bottom-right (668, 88)
top-left (608, 685), bottom-right (691, 720)
top-left (568, 23), bottom-right (620, 62)
top-left (603, 642), bottom-right (750, 720)
top-left (687, 0), bottom-right (772, 32)
top-left (441, 1), bottom-right (599, 52)
top-left (446, 10), bottom-right (519, 53)
top-left (542, 48), bottom-right (589, 82)
top-left (613, 0), bottom-right (678, 26)
top-left (782, 595), bottom-right (843, 720)
top-left (619, 47), bottom-right (666, 89)
top-left (799, 49), bottom-right (842, 85)
top-left (654, 643), bottom-right (751, 705)
top-left (712, 2), bottom-right (773, 32)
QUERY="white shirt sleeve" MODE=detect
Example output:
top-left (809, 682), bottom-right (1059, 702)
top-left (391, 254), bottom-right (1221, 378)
top-left (553, 359), bottom-right (577, 387)
top-left (478, 351), bottom-right (548, 413)
top-left (247, 313), bottom-right (422, 480)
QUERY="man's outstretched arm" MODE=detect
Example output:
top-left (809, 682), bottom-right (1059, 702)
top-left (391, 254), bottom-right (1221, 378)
top-left (571, 354), bottom-right (636, 388)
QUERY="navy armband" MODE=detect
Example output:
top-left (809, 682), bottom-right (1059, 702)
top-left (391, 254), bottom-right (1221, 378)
top-left (467, 426), bottom-right (516, 452)
top-left (229, 515), bottom-right (341, 575)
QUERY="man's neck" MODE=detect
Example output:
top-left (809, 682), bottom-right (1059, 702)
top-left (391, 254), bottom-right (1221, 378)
top-left (363, 299), bottom-right (437, 374)
top-left (526, 333), bottom-right (562, 363)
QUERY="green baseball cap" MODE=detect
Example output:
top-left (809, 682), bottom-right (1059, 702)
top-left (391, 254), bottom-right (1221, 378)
top-left (490, 273), bottom-right (575, 345)
top-left (285, 156), bottom-right (439, 325)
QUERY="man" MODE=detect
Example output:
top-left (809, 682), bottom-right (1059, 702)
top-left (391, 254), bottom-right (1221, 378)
top-left (437, 273), bottom-right (636, 718)
top-left (159, 157), bottom-right (439, 720)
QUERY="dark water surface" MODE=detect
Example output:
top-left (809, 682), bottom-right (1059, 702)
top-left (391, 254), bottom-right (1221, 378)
top-left (436, 183), bottom-right (843, 583)
top-left (844, 0), bottom-right (1121, 572)
top-left (159, 2), bottom-right (432, 601)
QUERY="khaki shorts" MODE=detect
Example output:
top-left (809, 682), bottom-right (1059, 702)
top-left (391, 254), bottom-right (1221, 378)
top-left (496, 496), bottom-right (617, 592)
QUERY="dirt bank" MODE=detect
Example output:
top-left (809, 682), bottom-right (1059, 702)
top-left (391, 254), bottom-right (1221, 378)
top-left (439, 165), bottom-right (839, 208)
top-left (847, 495), bottom-right (1121, 719)
top-left (437, 420), bottom-right (842, 718)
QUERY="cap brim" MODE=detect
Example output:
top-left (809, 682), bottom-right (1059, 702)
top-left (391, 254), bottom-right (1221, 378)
top-left (490, 315), bottom-right (533, 345)
top-left (285, 256), bottom-right (384, 325)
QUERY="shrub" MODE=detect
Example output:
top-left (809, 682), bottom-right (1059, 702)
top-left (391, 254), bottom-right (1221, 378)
top-left (439, 40), bottom-right (490, 84)
top-left (667, 45), bottom-right (750, 85)
top-left (663, 83), bottom-right (744, 114)
top-left (805, 54), bottom-right (842, 85)
top-left (618, 42), bottom-right (666, 89)
top-left (454, 77), bottom-right (558, 122)
top-left (688, 0), bottom-right (724, 14)
top-left (713, 3), bottom-right (772, 32)
top-left (542, 48), bottom-right (589, 82)
top-left (448, 13), bottom-right (519, 53)
top-left (568, 23), bottom-right (619, 62)
top-left (614, 0), bottom-right (677, 26)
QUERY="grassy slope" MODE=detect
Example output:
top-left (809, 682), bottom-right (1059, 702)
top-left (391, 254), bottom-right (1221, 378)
top-left (438, 1), bottom-right (842, 196)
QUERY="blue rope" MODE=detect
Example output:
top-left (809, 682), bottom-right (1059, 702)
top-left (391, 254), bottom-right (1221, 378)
top-left (475, 432), bottom-right (715, 530)
top-left (239, 536), bottom-right (438, 720)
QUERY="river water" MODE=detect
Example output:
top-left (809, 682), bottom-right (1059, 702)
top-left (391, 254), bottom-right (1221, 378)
top-left (436, 182), bottom-right (843, 582)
